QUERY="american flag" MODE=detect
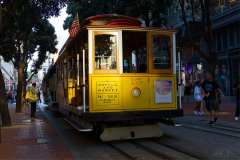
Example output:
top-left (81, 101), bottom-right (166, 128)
top-left (69, 13), bottom-right (80, 38)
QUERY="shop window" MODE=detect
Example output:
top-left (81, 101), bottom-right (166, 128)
top-left (122, 31), bottom-right (147, 73)
top-left (95, 34), bottom-right (117, 70)
top-left (152, 35), bottom-right (171, 69)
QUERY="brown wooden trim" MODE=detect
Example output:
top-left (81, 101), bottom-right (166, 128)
top-left (148, 32), bottom-right (173, 74)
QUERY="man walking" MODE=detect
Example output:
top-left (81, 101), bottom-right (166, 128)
top-left (202, 72), bottom-right (220, 125)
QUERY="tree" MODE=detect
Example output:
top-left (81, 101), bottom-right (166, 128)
top-left (63, 0), bottom-right (172, 29)
top-left (177, 0), bottom-right (220, 74)
top-left (0, 4), bottom-right (12, 126)
top-left (0, 67), bottom-right (11, 126)
top-left (0, 0), bottom-right (65, 123)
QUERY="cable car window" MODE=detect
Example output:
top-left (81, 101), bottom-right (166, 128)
top-left (95, 34), bottom-right (117, 70)
top-left (152, 35), bottom-right (171, 69)
top-left (123, 31), bottom-right (147, 73)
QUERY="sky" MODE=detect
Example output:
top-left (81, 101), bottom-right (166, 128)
top-left (31, 8), bottom-right (69, 77)
top-left (48, 7), bottom-right (69, 52)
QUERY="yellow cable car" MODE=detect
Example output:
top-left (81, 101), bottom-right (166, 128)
top-left (43, 14), bottom-right (183, 141)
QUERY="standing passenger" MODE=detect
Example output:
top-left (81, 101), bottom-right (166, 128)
top-left (202, 72), bottom-right (220, 125)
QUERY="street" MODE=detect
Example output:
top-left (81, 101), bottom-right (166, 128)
top-left (41, 103), bottom-right (240, 160)
top-left (0, 100), bottom-right (240, 160)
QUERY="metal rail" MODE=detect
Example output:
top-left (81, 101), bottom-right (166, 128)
top-left (131, 141), bottom-right (175, 160)
top-left (177, 119), bottom-right (240, 136)
top-left (106, 143), bottom-right (137, 160)
top-left (107, 140), bottom-right (201, 160)
top-left (181, 123), bottom-right (240, 139)
top-left (82, 49), bottom-right (86, 113)
top-left (64, 118), bottom-right (93, 132)
top-left (153, 140), bottom-right (203, 160)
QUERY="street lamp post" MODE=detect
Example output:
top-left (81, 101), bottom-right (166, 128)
top-left (178, 51), bottom-right (183, 110)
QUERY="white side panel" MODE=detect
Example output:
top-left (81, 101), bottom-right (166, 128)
top-left (118, 31), bottom-right (123, 74)
top-left (172, 33), bottom-right (177, 74)
top-left (88, 30), bottom-right (93, 74)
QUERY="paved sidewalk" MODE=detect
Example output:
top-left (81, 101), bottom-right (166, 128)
top-left (0, 103), bottom-right (73, 160)
top-left (182, 97), bottom-right (237, 121)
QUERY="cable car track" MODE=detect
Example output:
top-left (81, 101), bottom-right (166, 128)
top-left (180, 123), bottom-right (240, 139)
top-left (106, 140), bottom-right (201, 160)
top-left (176, 119), bottom-right (240, 135)
top-left (210, 125), bottom-right (240, 134)
top-left (153, 140), bottom-right (204, 160)
top-left (106, 141), bottom-right (162, 160)
top-left (131, 141), bottom-right (176, 160)
top-left (216, 123), bottom-right (240, 130)
top-left (106, 143), bottom-right (137, 160)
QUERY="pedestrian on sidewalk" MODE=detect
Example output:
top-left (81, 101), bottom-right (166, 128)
top-left (234, 81), bottom-right (240, 120)
top-left (193, 80), bottom-right (204, 116)
top-left (37, 89), bottom-right (41, 104)
top-left (25, 83), bottom-right (38, 120)
top-left (202, 72), bottom-right (221, 125)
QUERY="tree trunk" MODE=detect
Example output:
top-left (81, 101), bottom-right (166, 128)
top-left (0, 69), bottom-right (11, 126)
top-left (22, 76), bottom-right (27, 102)
top-left (16, 62), bottom-right (24, 113)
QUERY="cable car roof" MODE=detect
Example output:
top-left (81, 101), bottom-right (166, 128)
top-left (82, 14), bottom-right (141, 27)
top-left (82, 14), bottom-right (176, 32)
top-left (56, 14), bottom-right (176, 62)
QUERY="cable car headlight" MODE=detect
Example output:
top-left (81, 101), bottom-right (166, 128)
top-left (132, 87), bottom-right (141, 97)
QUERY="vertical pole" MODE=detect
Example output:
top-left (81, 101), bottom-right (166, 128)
top-left (178, 51), bottom-right (182, 109)
top-left (82, 49), bottom-right (86, 112)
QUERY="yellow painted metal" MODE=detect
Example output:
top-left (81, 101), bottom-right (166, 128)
top-left (89, 74), bottom-right (177, 112)
top-left (122, 76), bottom-right (149, 109)
top-left (90, 75), bottom-right (122, 111)
top-left (148, 32), bottom-right (173, 74)
top-left (67, 79), bottom-right (76, 104)
top-left (88, 28), bottom-right (177, 112)
top-left (100, 124), bottom-right (163, 141)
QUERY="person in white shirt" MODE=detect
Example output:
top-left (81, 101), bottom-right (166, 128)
top-left (193, 80), bottom-right (204, 116)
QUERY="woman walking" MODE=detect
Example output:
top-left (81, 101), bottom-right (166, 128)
top-left (26, 83), bottom-right (38, 120)
top-left (193, 80), bottom-right (204, 116)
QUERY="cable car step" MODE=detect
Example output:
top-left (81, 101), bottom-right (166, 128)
top-left (100, 124), bottom-right (163, 141)
top-left (64, 118), bottom-right (93, 132)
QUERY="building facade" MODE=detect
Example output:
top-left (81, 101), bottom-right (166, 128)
top-left (38, 53), bottom-right (59, 82)
top-left (212, 2), bottom-right (240, 95)
top-left (164, 0), bottom-right (240, 96)
top-left (0, 56), bottom-right (17, 92)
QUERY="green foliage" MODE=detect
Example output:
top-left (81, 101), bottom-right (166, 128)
top-left (0, 0), bottom-right (67, 113)
top-left (0, 0), bottom-right (64, 71)
top-left (63, 0), bottom-right (172, 29)
top-left (32, 19), bottom-right (58, 73)
top-left (31, 0), bottom-right (68, 18)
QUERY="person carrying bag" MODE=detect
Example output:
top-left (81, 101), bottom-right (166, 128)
top-left (25, 83), bottom-right (38, 120)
